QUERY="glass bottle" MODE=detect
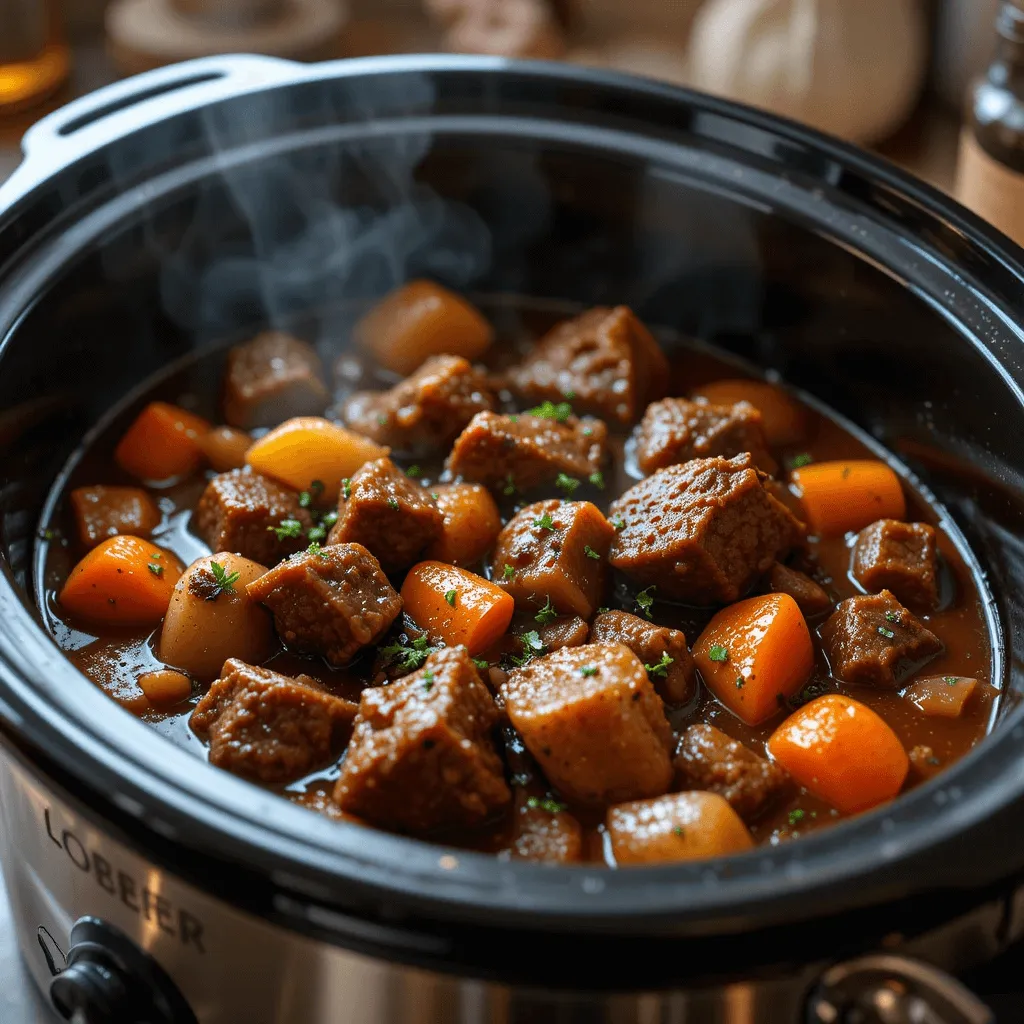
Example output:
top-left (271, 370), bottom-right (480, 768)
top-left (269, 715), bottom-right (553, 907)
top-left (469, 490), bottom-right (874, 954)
top-left (956, 0), bottom-right (1024, 246)
top-left (0, 0), bottom-right (70, 116)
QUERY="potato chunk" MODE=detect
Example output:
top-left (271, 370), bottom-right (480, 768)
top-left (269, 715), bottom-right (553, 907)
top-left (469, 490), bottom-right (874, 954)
top-left (608, 792), bottom-right (754, 865)
top-left (500, 641), bottom-right (673, 805)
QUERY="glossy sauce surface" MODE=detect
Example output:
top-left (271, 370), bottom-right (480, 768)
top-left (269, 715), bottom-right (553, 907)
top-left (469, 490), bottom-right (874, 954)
top-left (37, 305), bottom-right (997, 862)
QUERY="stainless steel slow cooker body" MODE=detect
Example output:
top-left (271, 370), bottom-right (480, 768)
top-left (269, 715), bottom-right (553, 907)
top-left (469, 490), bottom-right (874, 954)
top-left (1, 55), bottom-right (1024, 1024)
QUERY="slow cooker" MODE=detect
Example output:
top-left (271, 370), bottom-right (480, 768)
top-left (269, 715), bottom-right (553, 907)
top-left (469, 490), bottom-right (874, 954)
top-left (1, 54), bottom-right (1023, 1024)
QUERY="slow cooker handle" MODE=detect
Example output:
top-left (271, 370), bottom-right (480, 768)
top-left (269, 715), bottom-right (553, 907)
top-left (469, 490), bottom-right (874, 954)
top-left (8, 54), bottom-right (309, 188)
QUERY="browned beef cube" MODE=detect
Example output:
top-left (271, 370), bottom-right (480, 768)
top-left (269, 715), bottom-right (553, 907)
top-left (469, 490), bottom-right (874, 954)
top-left (501, 641), bottom-right (673, 805)
top-left (820, 589), bottom-right (943, 688)
top-left (852, 519), bottom-right (939, 610)
top-left (342, 355), bottom-right (495, 455)
top-left (634, 398), bottom-right (777, 476)
top-left (768, 562), bottom-right (832, 616)
top-left (334, 648), bottom-right (510, 833)
top-left (194, 468), bottom-right (312, 565)
top-left (70, 485), bottom-right (162, 549)
top-left (674, 724), bottom-right (789, 821)
top-left (590, 610), bottom-right (695, 705)
top-left (538, 615), bottom-right (589, 651)
top-left (327, 457), bottom-right (442, 572)
top-left (222, 331), bottom-right (329, 429)
top-left (246, 543), bottom-right (401, 666)
top-left (446, 411), bottom-right (606, 493)
top-left (507, 794), bottom-right (583, 863)
top-left (491, 500), bottom-right (614, 618)
top-left (191, 659), bottom-right (357, 784)
top-left (609, 454), bottom-right (803, 605)
top-left (505, 306), bottom-right (668, 423)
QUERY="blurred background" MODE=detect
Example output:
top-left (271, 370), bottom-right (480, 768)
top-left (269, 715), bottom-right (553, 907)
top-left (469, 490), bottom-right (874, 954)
top-left (0, 0), bottom-right (1004, 192)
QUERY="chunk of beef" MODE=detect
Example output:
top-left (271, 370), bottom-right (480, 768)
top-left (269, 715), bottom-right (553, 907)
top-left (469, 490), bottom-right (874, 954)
top-left (820, 589), bottom-right (943, 688)
top-left (590, 609), bottom-right (695, 705)
top-left (674, 724), bottom-right (789, 821)
top-left (852, 519), bottom-right (940, 610)
top-left (222, 331), bottom-right (329, 429)
top-left (446, 411), bottom-right (607, 493)
top-left (334, 648), bottom-right (510, 833)
top-left (768, 562), bottom-right (832, 616)
top-left (607, 792), bottom-right (754, 865)
top-left (908, 744), bottom-right (944, 782)
top-left (501, 641), bottom-right (673, 805)
top-left (70, 485), bottom-right (161, 549)
top-left (327, 457), bottom-right (442, 573)
top-left (246, 543), bottom-right (401, 666)
top-left (191, 659), bottom-right (356, 784)
top-left (505, 306), bottom-right (668, 423)
top-left (492, 500), bottom-right (614, 618)
top-left (634, 398), bottom-right (777, 475)
top-left (343, 355), bottom-right (495, 455)
top-left (194, 468), bottom-right (313, 565)
top-left (609, 454), bottom-right (804, 605)
top-left (538, 615), bottom-right (590, 651)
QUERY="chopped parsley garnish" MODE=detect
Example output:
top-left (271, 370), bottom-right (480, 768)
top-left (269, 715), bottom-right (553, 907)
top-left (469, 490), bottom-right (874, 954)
top-left (611, 515), bottom-right (626, 531)
top-left (877, 626), bottom-right (895, 639)
top-left (672, 826), bottom-right (685, 837)
top-left (556, 473), bottom-right (580, 496)
top-left (340, 479), bottom-right (352, 500)
top-left (269, 518), bottom-right (304, 540)
top-left (884, 610), bottom-right (900, 623)
top-left (503, 564), bottom-right (516, 581)
top-left (786, 681), bottom-right (829, 710)
top-left (147, 561), bottom-right (164, 578)
top-left (584, 545), bottom-right (601, 561)
top-left (582, 426), bottom-right (593, 437)
top-left (306, 525), bottom-right (326, 543)
top-left (377, 414), bottom-right (388, 426)
top-left (431, 492), bottom-right (439, 501)
top-left (380, 635), bottom-right (436, 672)
top-left (944, 676), bottom-right (960, 685)
top-left (406, 465), bottom-right (421, 478)
top-left (788, 453), bottom-right (813, 469)
top-left (635, 586), bottom-right (656, 620)
top-left (423, 670), bottom-right (435, 691)
top-left (307, 541), bottom-right (327, 558)
top-left (502, 474), bottom-right (517, 497)
top-left (564, 390), bottom-right (576, 400)
top-left (788, 808), bottom-right (805, 827)
top-left (298, 480), bottom-right (325, 509)
top-left (526, 796), bottom-right (568, 813)
top-left (387, 497), bottom-right (400, 511)
top-left (580, 666), bottom-right (597, 677)
top-left (445, 589), bottom-right (457, 607)
top-left (528, 400), bottom-right (573, 423)
top-left (535, 596), bottom-right (558, 625)
top-left (533, 511), bottom-right (556, 531)
top-left (40, 528), bottom-right (55, 541)
top-left (589, 471), bottom-right (605, 489)
top-left (645, 651), bottom-right (674, 678)
top-left (509, 630), bottom-right (545, 668)
top-left (597, 606), bottom-right (610, 614)
top-left (708, 645), bottom-right (729, 663)
top-left (735, 675), bottom-right (745, 689)
top-left (472, 658), bottom-right (491, 671)
top-left (207, 561), bottom-right (240, 599)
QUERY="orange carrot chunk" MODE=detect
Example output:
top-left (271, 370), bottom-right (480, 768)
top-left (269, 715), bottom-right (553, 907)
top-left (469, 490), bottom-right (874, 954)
top-left (114, 402), bottom-right (211, 483)
top-left (137, 669), bottom-right (193, 706)
top-left (425, 484), bottom-right (503, 566)
top-left (791, 460), bottom-right (905, 537)
top-left (767, 694), bottom-right (909, 814)
top-left (58, 535), bottom-right (184, 627)
top-left (401, 561), bottom-right (514, 655)
top-left (693, 593), bottom-right (813, 726)
top-left (692, 378), bottom-right (808, 447)
top-left (355, 280), bottom-right (494, 376)
top-left (903, 675), bottom-right (979, 718)
top-left (245, 416), bottom-right (389, 501)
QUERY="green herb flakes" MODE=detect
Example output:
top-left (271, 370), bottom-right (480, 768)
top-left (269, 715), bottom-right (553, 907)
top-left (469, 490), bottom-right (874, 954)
top-left (502, 474), bottom-right (517, 497)
top-left (445, 589), bottom-right (457, 607)
top-left (510, 630), bottom-right (545, 668)
top-left (341, 479), bottom-right (352, 500)
top-left (533, 511), bottom-right (556, 532)
top-left (672, 826), bottom-right (684, 837)
top-left (147, 561), bottom-right (164, 578)
top-left (635, 586), bottom-right (656, 620)
top-left (526, 796), bottom-right (568, 814)
top-left (580, 666), bottom-right (597, 677)
top-left (298, 480), bottom-right (325, 509)
top-left (406, 465), bottom-right (421, 478)
top-left (269, 518), bottom-right (304, 540)
top-left (472, 658), bottom-right (491, 671)
top-left (535, 596), bottom-right (558, 625)
top-left (645, 651), bottom-right (674, 678)
top-left (556, 473), bottom-right (580, 496)
top-left (884, 610), bottom-right (900, 623)
top-left (877, 626), bottom-right (895, 639)
top-left (708, 645), bottom-right (729, 663)
top-left (611, 515), bottom-right (626, 531)
top-left (208, 561), bottom-right (241, 599)
top-left (944, 676), bottom-right (960, 686)
top-left (789, 453), bottom-right (813, 469)
top-left (503, 564), bottom-right (516, 581)
top-left (528, 400), bottom-right (572, 423)
top-left (735, 676), bottom-right (745, 689)
top-left (381, 635), bottom-right (435, 672)
top-left (306, 541), bottom-right (327, 558)
top-left (387, 497), bottom-right (400, 511)
top-left (788, 808), bottom-right (805, 827)
top-left (423, 670), bottom-right (435, 691)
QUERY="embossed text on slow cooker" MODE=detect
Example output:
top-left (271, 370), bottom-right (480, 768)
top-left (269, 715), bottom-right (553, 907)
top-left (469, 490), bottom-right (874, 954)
top-left (44, 807), bottom-right (205, 952)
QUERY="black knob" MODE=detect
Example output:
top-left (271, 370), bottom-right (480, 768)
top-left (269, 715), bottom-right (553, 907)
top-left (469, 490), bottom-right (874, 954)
top-left (46, 917), bottom-right (197, 1024)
